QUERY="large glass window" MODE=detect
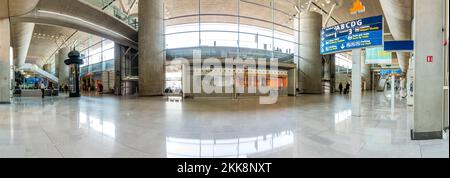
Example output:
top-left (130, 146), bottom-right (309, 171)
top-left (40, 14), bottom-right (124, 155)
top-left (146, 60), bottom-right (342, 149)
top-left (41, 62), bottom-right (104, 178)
top-left (164, 0), bottom-right (299, 59)
top-left (164, 0), bottom-right (300, 91)
top-left (78, 38), bottom-right (116, 74)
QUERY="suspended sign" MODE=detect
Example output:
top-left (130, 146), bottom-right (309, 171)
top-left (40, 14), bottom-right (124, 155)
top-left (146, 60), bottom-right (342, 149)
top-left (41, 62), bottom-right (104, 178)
top-left (366, 47), bottom-right (392, 64)
top-left (384, 40), bottom-right (414, 52)
top-left (380, 69), bottom-right (402, 76)
top-left (321, 15), bottom-right (384, 55)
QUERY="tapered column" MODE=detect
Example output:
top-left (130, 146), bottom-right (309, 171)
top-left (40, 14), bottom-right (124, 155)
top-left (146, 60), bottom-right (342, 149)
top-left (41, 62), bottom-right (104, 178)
top-left (11, 22), bottom-right (34, 68)
top-left (299, 12), bottom-right (323, 94)
top-left (0, 18), bottom-right (11, 104)
top-left (57, 47), bottom-right (70, 86)
top-left (138, 0), bottom-right (165, 96)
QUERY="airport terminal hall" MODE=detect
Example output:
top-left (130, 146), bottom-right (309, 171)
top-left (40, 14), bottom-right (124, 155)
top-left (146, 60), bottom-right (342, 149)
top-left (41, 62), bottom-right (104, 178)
top-left (0, 0), bottom-right (449, 158)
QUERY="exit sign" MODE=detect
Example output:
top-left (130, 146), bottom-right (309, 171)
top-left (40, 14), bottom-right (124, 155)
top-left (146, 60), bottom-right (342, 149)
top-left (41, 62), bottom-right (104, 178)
top-left (426, 56), bottom-right (433, 63)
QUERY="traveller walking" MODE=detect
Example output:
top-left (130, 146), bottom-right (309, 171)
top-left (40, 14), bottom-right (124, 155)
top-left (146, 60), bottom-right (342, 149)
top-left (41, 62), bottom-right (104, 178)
top-left (40, 82), bottom-right (46, 98)
top-left (345, 82), bottom-right (351, 94)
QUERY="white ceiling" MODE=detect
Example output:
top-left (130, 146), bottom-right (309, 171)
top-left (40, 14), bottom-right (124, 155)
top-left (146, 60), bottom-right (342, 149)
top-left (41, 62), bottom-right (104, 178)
top-left (24, 0), bottom-right (390, 66)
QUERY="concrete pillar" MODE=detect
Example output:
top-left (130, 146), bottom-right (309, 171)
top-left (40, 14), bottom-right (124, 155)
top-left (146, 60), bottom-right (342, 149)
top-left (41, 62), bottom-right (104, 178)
top-left (379, 0), bottom-right (412, 74)
top-left (54, 53), bottom-right (58, 77)
top-left (11, 22), bottom-right (34, 68)
top-left (445, 0), bottom-right (449, 130)
top-left (299, 12), bottom-right (322, 94)
top-left (288, 68), bottom-right (298, 96)
top-left (138, 0), bottom-right (165, 96)
top-left (323, 54), bottom-right (335, 93)
top-left (412, 0), bottom-right (445, 140)
top-left (323, 56), bottom-right (332, 80)
top-left (57, 47), bottom-right (70, 86)
top-left (294, 13), bottom-right (300, 92)
top-left (0, 18), bottom-right (11, 104)
top-left (361, 50), bottom-right (371, 91)
top-left (114, 43), bottom-right (122, 96)
top-left (352, 49), bottom-right (362, 117)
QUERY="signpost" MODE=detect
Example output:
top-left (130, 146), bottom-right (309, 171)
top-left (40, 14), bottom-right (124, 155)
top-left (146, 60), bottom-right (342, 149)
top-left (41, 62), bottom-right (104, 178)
top-left (366, 47), bottom-right (392, 64)
top-left (320, 15), bottom-right (384, 55)
top-left (321, 15), bottom-right (384, 117)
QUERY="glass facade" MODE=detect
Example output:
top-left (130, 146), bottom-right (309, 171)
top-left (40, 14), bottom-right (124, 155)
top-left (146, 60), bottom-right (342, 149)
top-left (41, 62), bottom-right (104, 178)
top-left (336, 53), bottom-right (352, 74)
top-left (164, 0), bottom-right (299, 63)
top-left (79, 38), bottom-right (116, 76)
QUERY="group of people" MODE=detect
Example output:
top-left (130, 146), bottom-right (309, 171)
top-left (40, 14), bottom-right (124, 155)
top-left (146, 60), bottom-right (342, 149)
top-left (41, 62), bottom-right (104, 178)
top-left (39, 82), bottom-right (70, 98)
top-left (59, 84), bottom-right (69, 93)
top-left (338, 82), bottom-right (351, 95)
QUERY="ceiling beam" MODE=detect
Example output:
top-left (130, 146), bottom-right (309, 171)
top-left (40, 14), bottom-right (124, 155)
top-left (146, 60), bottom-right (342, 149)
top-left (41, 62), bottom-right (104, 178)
top-left (323, 2), bottom-right (337, 27)
top-left (119, 0), bottom-right (128, 12)
top-left (126, 0), bottom-right (137, 16)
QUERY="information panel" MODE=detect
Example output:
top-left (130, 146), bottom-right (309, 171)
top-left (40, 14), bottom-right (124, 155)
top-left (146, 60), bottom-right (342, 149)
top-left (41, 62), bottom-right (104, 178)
top-left (380, 69), bottom-right (402, 76)
top-left (366, 47), bottom-right (392, 64)
top-left (321, 15), bottom-right (384, 54)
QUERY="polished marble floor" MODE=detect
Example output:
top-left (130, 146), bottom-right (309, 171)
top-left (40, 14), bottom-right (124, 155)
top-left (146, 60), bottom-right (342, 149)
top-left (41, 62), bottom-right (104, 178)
top-left (0, 92), bottom-right (448, 158)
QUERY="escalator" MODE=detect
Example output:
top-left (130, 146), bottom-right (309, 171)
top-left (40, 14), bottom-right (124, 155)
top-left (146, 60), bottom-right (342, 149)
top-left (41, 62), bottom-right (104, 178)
top-left (376, 77), bottom-right (388, 92)
top-left (17, 63), bottom-right (59, 84)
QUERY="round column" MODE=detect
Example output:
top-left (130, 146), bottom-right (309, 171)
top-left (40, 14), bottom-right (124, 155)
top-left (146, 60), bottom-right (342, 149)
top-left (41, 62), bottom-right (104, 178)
top-left (57, 47), bottom-right (70, 86)
top-left (361, 50), bottom-right (372, 91)
top-left (299, 12), bottom-right (323, 94)
top-left (138, 0), bottom-right (165, 96)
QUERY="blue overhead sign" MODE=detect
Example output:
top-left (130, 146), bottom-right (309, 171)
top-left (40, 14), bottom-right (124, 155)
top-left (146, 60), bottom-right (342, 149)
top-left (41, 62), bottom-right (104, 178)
top-left (384, 40), bottom-right (414, 52)
top-left (321, 15), bottom-right (384, 54)
top-left (380, 69), bottom-right (402, 76)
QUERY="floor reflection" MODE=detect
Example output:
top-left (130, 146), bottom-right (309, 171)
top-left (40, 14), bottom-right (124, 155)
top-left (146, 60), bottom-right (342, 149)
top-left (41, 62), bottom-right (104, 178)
top-left (335, 109), bottom-right (352, 124)
top-left (166, 131), bottom-right (294, 158)
top-left (79, 112), bottom-right (116, 138)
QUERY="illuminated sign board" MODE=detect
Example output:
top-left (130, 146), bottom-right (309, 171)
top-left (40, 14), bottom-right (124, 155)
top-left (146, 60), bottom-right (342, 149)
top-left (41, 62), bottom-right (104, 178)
top-left (380, 69), bottom-right (402, 76)
top-left (321, 15), bottom-right (384, 55)
top-left (366, 47), bottom-right (392, 64)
